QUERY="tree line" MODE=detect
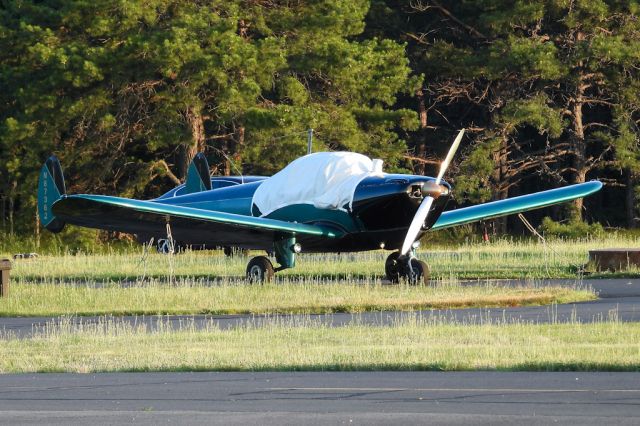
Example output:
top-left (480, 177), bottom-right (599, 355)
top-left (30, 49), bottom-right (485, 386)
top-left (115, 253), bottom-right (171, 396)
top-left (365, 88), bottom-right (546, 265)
top-left (1, 0), bottom-right (639, 238)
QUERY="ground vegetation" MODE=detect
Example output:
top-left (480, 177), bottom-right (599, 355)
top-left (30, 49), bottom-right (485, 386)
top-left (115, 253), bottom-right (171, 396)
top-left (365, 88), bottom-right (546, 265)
top-left (1, 316), bottom-right (637, 372)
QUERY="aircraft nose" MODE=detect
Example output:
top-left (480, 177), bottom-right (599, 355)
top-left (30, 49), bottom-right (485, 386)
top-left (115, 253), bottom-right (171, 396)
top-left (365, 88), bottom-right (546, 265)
top-left (420, 181), bottom-right (450, 199)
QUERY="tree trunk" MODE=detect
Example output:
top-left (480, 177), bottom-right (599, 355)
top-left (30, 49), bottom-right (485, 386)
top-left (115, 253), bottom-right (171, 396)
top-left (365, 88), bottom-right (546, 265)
top-left (491, 135), bottom-right (509, 234)
top-left (625, 168), bottom-right (637, 228)
top-left (8, 198), bottom-right (13, 235)
top-left (1, 196), bottom-right (5, 232)
top-left (178, 107), bottom-right (206, 180)
top-left (35, 209), bottom-right (40, 249)
top-left (233, 125), bottom-right (245, 170)
top-left (569, 32), bottom-right (588, 221)
top-left (223, 136), bottom-right (231, 176)
top-left (416, 88), bottom-right (428, 175)
top-left (570, 94), bottom-right (587, 219)
top-left (8, 180), bottom-right (16, 235)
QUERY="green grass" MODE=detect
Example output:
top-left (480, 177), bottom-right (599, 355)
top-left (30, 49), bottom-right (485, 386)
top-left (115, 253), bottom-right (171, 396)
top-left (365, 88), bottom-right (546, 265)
top-left (0, 278), bottom-right (595, 316)
top-left (1, 316), bottom-right (637, 373)
top-left (5, 236), bottom-right (632, 316)
top-left (6, 235), bottom-right (639, 282)
top-left (0, 236), bottom-right (636, 373)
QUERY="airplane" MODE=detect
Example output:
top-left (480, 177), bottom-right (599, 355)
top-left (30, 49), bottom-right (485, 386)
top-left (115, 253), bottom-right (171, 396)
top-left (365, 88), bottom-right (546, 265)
top-left (37, 130), bottom-right (603, 283)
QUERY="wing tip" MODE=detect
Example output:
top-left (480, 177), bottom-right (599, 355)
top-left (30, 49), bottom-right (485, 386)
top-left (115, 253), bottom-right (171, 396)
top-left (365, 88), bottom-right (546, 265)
top-left (583, 180), bottom-right (603, 195)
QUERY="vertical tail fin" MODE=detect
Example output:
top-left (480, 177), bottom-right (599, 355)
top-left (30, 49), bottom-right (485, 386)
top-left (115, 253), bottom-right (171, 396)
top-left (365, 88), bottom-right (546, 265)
top-left (37, 155), bottom-right (66, 233)
top-left (184, 152), bottom-right (212, 194)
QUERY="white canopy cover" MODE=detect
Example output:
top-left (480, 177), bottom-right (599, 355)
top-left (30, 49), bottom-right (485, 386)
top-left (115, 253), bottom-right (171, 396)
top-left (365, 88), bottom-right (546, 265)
top-left (252, 152), bottom-right (385, 217)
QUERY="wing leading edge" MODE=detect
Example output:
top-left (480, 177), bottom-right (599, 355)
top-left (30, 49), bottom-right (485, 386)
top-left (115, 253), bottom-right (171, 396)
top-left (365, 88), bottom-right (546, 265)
top-left (432, 181), bottom-right (603, 230)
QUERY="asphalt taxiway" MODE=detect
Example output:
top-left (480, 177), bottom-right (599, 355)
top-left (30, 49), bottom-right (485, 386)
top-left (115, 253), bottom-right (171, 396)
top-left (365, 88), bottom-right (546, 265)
top-left (1, 278), bottom-right (639, 338)
top-left (0, 371), bottom-right (639, 425)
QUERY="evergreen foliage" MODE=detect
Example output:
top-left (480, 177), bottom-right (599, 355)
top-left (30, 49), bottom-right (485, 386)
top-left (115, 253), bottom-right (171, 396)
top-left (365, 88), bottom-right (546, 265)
top-left (1, 1), bottom-right (639, 237)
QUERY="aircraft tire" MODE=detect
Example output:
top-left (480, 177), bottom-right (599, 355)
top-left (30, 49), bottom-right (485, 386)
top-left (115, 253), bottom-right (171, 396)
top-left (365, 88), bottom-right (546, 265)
top-left (404, 258), bottom-right (429, 285)
top-left (246, 256), bottom-right (274, 283)
top-left (385, 251), bottom-right (402, 283)
top-left (156, 239), bottom-right (174, 254)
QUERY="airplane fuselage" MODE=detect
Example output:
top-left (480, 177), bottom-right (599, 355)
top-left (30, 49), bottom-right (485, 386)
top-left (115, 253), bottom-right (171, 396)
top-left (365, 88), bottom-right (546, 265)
top-left (148, 174), bottom-right (451, 252)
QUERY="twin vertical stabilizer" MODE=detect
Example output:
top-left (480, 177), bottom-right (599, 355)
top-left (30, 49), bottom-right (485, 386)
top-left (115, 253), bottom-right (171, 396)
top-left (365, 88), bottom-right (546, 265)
top-left (37, 155), bottom-right (66, 233)
top-left (184, 152), bottom-right (212, 194)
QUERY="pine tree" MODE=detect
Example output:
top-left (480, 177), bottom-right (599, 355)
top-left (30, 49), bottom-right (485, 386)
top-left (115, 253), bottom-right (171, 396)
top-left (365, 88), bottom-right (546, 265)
top-left (370, 0), bottom-right (640, 225)
top-left (0, 0), bottom-right (418, 234)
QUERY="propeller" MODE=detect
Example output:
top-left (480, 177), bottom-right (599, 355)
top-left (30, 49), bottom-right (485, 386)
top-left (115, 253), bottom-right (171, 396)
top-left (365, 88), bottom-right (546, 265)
top-left (400, 129), bottom-right (465, 256)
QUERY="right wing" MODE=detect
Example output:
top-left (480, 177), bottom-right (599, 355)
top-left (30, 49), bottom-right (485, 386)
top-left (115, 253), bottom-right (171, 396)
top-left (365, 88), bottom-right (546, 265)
top-left (432, 181), bottom-right (602, 230)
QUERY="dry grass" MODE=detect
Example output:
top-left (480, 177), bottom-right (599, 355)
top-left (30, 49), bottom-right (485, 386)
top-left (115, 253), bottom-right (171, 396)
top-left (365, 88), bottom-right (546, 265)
top-left (0, 237), bottom-right (633, 373)
top-left (0, 277), bottom-right (594, 316)
top-left (0, 315), bottom-right (637, 373)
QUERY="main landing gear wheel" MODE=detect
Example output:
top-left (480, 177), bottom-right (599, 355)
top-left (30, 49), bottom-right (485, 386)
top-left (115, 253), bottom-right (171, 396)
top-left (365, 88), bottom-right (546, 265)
top-left (385, 251), bottom-right (429, 285)
top-left (156, 239), bottom-right (174, 254)
top-left (385, 252), bottom-right (402, 283)
top-left (405, 258), bottom-right (429, 285)
top-left (246, 256), bottom-right (275, 283)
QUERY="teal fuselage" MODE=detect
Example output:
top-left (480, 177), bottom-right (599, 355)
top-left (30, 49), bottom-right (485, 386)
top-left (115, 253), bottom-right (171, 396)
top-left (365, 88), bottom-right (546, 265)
top-left (148, 174), bottom-right (450, 252)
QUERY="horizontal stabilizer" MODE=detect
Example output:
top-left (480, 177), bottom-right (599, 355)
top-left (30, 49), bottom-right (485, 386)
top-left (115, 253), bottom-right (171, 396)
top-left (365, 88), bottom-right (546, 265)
top-left (432, 181), bottom-right (603, 230)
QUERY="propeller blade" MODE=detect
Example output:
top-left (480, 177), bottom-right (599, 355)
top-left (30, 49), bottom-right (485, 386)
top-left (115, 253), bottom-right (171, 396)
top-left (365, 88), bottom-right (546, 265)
top-left (400, 196), bottom-right (434, 255)
top-left (400, 129), bottom-right (465, 256)
top-left (436, 128), bottom-right (465, 184)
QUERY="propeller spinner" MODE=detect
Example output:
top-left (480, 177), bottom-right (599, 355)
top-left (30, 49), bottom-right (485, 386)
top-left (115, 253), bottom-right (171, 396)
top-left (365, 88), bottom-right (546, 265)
top-left (400, 129), bottom-right (465, 256)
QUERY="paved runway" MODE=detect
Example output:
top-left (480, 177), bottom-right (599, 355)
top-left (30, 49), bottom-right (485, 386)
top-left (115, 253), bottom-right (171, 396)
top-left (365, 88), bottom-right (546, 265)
top-left (1, 278), bottom-right (639, 338)
top-left (0, 371), bottom-right (639, 425)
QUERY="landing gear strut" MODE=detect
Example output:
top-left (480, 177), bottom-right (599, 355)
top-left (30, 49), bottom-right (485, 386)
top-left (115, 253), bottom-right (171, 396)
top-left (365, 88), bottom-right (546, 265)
top-left (245, 234), bottom-right (298, 283)
top-left (385, 251), bottom-right (429, 285)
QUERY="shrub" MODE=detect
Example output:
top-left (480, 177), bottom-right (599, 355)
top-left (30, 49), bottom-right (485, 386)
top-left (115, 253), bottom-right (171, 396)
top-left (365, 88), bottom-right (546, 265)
top-left (540, 217), bottom-right (604, 239)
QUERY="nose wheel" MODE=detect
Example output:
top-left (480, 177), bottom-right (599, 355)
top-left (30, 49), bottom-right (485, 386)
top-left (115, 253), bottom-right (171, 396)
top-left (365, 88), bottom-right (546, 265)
top-left (156, 238), bottom-right (175, 254)
top-left (246, 256), bottom-right (275, 283)
top-left (385, 251), bottom-right (429, 285)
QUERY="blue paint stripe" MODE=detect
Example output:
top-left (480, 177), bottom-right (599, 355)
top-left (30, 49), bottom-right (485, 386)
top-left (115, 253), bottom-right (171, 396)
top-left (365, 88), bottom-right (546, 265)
top-left (432, 181), bottom-right (603, 230)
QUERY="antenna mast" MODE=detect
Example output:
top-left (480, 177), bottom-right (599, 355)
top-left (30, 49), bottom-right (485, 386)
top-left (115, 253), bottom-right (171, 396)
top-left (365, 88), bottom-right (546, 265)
top-left (307, 128), bottom-right (313, 155)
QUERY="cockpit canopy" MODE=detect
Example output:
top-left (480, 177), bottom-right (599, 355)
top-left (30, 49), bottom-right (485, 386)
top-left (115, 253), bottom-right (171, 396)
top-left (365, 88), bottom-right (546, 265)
top-left (252, 152), bottom-right (384, 216)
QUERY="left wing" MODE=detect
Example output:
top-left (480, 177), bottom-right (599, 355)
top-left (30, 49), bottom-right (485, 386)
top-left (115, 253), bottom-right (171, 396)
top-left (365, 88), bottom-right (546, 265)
top-left (38, 155), bottom-right (340, 250)
top-left (51, 194), bottom-right (341, 249)
top-left (432, 181), bottom-right (602, 230)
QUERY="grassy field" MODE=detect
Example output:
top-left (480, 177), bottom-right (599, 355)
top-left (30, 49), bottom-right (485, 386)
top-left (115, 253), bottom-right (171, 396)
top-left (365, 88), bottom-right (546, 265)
top-left (3, 236), bottom-right (634, 316)
top-left (0, 278), bottom-right (594, 316)
top-left (1, 316), bottom-right (637, 373)
top-left (0, 236), bottom-right (636, 373)
top-left (6, 235), bottom-right (639, 282)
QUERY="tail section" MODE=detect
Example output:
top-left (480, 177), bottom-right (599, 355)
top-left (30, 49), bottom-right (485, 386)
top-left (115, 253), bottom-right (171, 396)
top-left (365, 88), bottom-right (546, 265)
top-left (38, 155), bottom-right (66, 233)
top-left (184, 152), bottom-right (212, 194)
